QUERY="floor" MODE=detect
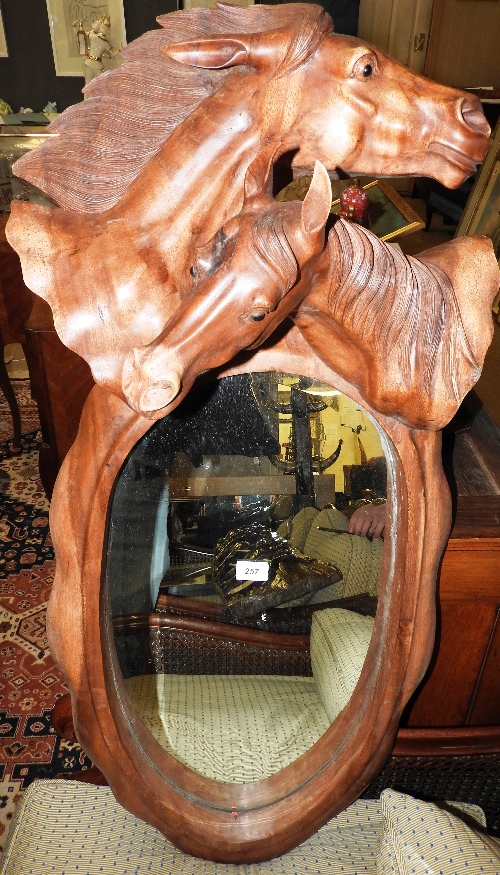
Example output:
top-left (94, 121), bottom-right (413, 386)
top-left (3, 343), bottom-right (29, 380)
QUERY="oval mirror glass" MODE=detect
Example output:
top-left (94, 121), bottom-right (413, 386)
top-left (105, 373), bottom-right (388, 784)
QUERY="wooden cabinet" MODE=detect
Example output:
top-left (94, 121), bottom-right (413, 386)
top-left (24, 296), bottom-right (94, 498)
top-left (1, 215), bottom-right (93, 495)
top-left (0, 218), bottom-right (35, 447)
top-left (403, 393), bottom-right (500, 727)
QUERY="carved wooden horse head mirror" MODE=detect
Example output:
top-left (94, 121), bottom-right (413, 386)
top-left (6, 2), bottom-right (499, 863)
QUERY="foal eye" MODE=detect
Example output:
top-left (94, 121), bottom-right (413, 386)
top-left (190, 266), bottom-right (197, 278)
top-left (363, 63), bottom-right (373, 78)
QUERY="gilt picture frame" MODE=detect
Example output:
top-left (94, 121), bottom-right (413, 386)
top-left (0, 4), bottom-right (8, 58)
top-left (457, 118), bottom-right (500, 320)
top-left (45, 0), bottom-right (126, 76)
top-left (456, 118), bottom-right (500, 255)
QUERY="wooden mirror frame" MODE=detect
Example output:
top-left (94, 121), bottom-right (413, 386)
top-left (46, 344), bottom-right (450, 863)
top-left (6, 4), bottom-right (497, 860)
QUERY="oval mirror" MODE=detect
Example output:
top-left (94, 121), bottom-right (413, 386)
top-left (45, 354), bottom-right (449, 863)
top-left (107, 373), bottom-right (386, 784)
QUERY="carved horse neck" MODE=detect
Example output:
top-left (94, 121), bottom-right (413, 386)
top-left (114, 73), bottom-right (295, 264)
top-left (291, 219), bottom-right (497, 428)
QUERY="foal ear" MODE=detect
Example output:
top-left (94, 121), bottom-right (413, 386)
top-left (301, 162), bottom-right (332, 235)
top-left (162, 37), bottom-right (250, 69)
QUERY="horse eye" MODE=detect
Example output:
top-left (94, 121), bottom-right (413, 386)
top-left (353, 54), bottom-right (377, 80)
top-left (251, 313), bottom-right (266, 322)
top-left (190, 266), bottom-right (197, 278)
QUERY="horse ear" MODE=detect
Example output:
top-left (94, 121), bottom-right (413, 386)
top-left (301, 162), bottom-right (332, 235)
top-left (244, 143), bottom-right (282, 201)
top-left (162, 30), bottom-right (284, 72)
top-left (162, 37), bottom-right (250, 70)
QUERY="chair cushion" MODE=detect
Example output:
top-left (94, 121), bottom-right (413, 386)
top-left (311, 608), bottom-right (374, 723)
top-left (2, 781), bottom-right (493, 875)
top-left (1, 780), bottom-right (384, 874)
top-left (125, 672), bottom-right (330, 782)
top-left (376, 789), bottom-right (500, 874)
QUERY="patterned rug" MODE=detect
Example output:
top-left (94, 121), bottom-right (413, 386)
top-left (0, 380), bottom-right (40, 447)
top-left (0, 387), bottom-right (93, 854)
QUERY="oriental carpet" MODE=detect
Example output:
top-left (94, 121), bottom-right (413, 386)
top-left (0, 382), bottom-right (92, 855)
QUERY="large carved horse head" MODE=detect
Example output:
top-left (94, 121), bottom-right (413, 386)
top-left (11, 3), bottom-right (490, 215)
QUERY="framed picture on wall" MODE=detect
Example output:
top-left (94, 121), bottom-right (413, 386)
top-left (0, 3), bottom-right (8, 58)
top-left (45, 0), bottom-right (126, 76)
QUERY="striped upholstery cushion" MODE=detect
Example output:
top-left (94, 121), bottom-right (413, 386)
top-left (286, 507), bottom-right (321, 552)
top-left (2, 782), bottom-right (493, 875)
top-left (1, 780), bottom-right (385, 874)
top-left (377, 789), bottom-right (500, 874)
top-left (310, 608), bottom-right (374, 723)
top-left (304, 509), bottom-right (382, 600)
top-left (125, 673), bottom-right (330, 783)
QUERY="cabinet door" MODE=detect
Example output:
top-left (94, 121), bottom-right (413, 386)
top-left (469, 610), bottom-right (500, 725)
top-left (404, 601), bottom-right (498, 726)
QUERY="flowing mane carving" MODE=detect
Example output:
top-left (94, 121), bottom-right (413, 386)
top-left (13, 3), bottom-right (332, 212)
top-left (327, 220), bottom-right (477, 405)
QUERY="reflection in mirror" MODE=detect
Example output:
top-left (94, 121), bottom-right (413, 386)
top-left (105, 373), bottom-right (388, 784)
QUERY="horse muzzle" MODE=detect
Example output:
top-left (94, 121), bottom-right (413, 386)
top-left (122, 346), bottom-right (183, 417)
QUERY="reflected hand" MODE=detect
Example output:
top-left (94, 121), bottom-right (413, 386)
top-left (348, 502), bottom-right (386, 539)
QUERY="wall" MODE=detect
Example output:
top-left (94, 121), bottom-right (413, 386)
top-left (359, 0), bottom-right (500, 88)
top-left (425, 0), bottom-right (500, 88)
top-left (358, 0), bottom-right (433, 72)
top-left (0, 0), bottom-right (177, 114)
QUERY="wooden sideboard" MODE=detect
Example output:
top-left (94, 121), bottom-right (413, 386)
top-left (24, 295), bottom-right (94, 498)
top-left (0, 218), bottom-right (34, 448)
top-left (403, 391), bottom-right (500, 728)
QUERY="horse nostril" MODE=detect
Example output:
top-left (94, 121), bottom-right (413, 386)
top-left (461, 96), bottom-right (491, 137)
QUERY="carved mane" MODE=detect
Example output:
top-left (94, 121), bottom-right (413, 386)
top-left (251, 211), bottom-right (299, 288)
top-left (13, 3), bottom-right (332, 213)
top-left (330, 220), bottom-right (476, 402)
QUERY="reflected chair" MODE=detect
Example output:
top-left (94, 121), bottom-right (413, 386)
top-left (121, 607), bottom-right (374, 783)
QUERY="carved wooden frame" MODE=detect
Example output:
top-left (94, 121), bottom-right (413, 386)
top-left (46, 344), bottom-right (450, 863)
top-left (5, 1), bottom-right (498, 860)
